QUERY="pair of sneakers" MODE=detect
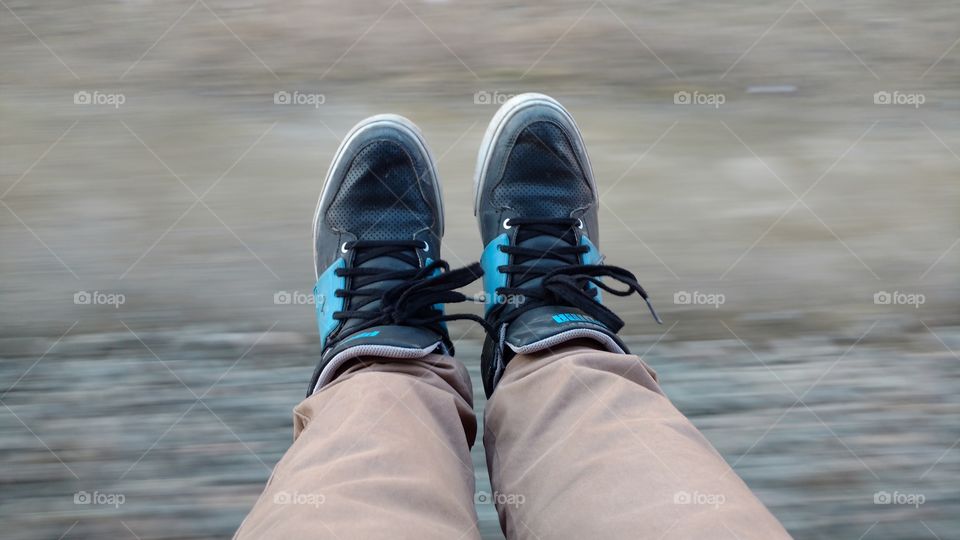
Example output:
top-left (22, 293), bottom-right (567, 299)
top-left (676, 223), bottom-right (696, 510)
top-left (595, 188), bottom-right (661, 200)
top-left (309, 93), bottom-right (660, 397)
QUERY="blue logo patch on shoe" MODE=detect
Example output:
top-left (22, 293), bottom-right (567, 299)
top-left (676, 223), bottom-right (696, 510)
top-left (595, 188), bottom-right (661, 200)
top-left (552, 313), bottom-right (602, 325)
top-left (344, 330), bottom-right (380, 341)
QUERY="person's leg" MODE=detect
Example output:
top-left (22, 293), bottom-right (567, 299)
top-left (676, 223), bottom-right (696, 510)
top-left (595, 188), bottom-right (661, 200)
top-left (236, 353), bottom-right (480, 539)
top-left (484, 343), bottom-right (790, 539)
top-left (472, 94), bottom-right (789, 538)
top-left (236, 114), bottom-right (488, 539)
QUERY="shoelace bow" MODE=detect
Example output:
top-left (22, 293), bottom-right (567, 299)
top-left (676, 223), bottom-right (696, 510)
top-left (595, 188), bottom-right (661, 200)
top-left (334, 240), bottom-right (492, 339)
top-left (491, 217), bottom-right (662, 331)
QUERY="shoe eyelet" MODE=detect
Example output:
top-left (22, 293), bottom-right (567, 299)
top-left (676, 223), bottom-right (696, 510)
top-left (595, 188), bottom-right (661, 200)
top-left (502, 218), bottom-right (512, 230)
top-left (421, 240), bottom-right (430, 252)
top-left (340, 242), bottom-right (350, 253)
top-left (576, 218), bottom-right (584, 229)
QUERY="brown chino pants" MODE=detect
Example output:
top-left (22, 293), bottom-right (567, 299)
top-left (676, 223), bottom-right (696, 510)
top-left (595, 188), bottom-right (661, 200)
top-left (235, 345), bottom-right (790, 539)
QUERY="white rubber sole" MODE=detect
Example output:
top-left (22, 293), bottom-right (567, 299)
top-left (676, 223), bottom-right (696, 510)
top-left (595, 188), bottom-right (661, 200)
top-left (312, 114), bottom-right (443, 279)
top-left (472, 92), bottom-right (596, 217)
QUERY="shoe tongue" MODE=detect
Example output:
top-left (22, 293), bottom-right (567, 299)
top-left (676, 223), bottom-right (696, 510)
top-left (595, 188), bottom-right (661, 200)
top-left (511, 229), bottom-right (577, 293)
top-left (503, 305), bottom-right (626, 355)
top-left (516, 232), bottom-right (573, 252)
top-left (340, 251), bottom-right (419, 336)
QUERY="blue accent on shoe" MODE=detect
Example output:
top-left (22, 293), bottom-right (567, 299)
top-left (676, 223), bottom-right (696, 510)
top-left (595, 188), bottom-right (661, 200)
top-left (481, 233), bottom-right (510, 313)
top-left (425, 257), bottom-right (447, 330)
top-left (344, 330), bottom-right (380, 341)
top-left (580, 234), bottom-right (603, 302)
top-left (314, 257), bottom-right (347, 350)
top-left (552, 312), bottom-right (603, 325)
top-left (580, 234), bottom-right (600, 265)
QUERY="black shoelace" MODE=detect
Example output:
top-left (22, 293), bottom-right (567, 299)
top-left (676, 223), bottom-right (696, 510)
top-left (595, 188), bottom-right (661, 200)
top-left (334, 240), bottom-right (491, 341)
top-left (490, 217), bottom-right (662, 331)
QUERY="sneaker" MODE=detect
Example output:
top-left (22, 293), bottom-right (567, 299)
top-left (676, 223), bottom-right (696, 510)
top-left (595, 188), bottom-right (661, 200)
top-left (473, 93), bottom-right (660, 397)
top-left (308, 114), bottom-right (483, 395)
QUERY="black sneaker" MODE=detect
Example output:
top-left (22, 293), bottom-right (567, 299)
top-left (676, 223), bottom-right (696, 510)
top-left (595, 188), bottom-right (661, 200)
top-left (308, 114), bottom-right (483, 395)
top-left (474, 93), bottom-right (661, 397)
